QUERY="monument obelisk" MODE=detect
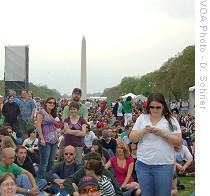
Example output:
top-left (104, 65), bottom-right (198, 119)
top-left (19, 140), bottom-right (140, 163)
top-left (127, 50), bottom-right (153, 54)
top-left (80, 36), bottom-right (87, 100)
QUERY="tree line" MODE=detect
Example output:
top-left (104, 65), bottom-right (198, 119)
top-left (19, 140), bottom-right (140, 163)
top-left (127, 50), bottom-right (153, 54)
top-left (0, 82), bottom-right (61, 99)
top-left (102, 45), bottom-right (195, 101)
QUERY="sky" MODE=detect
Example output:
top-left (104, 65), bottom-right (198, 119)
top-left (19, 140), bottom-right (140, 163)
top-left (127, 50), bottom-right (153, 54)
top-left (0, 0), bottom-right (194, 95)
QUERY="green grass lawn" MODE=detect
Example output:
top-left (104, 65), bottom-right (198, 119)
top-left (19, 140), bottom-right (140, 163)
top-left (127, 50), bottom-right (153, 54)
top-left (178, 176), bottom-right (195, 196)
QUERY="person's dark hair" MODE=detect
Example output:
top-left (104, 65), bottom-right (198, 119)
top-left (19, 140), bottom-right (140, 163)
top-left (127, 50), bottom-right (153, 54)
top-left (69, 101), bottom-right (80, 111)
top-left (126, 96), bottom-right (132, 102)
top-left (8, 94), bottom-right (14, 99)
top-left (85, 159), bottom-right (104, 176)
top-left (72, 88), bottom-right (82, 95)
top-left (44, 97), bottom-right (57, 118)
top-left (146, 93), bottom-right (173, 130)
top-left (0, 127), bottom-right (9, 136)
top-left (92, 139), bottom-right (103, 156)
top-left (15, 145), bottom-right (27, 154)
top-left (83, 152), bottom-right (101, 161)
top-left (27, 127), bottom-right (36, 137)
top-left (0, 173), bottom-right (16, 185)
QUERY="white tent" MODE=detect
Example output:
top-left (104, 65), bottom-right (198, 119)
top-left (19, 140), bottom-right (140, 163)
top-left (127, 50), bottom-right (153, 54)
top-left (134, 94), bottom-right (147, 101)
top-left (122, 93), bottom-right (137, 99)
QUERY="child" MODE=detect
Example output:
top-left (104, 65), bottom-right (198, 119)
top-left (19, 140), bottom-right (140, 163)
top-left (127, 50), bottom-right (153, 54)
top-left (85, 159), bottom-right (116, 195)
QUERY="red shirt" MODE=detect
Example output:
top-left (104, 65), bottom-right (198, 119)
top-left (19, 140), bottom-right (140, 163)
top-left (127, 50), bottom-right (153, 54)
top-left (110, 156), bottom-right (134, 185)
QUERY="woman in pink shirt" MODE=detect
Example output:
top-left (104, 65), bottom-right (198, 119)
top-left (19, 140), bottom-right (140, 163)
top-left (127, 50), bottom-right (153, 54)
top-left (105, 140), bottom-right (141, 195)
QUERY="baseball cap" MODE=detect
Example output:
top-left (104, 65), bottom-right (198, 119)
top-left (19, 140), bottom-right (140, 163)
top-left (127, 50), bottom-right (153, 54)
top-left (78, 176), bottom-right (99, 192)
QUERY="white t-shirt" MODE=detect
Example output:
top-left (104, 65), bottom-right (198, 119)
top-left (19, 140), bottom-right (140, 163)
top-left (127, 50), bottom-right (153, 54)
top-left (132, 114), bottom-right (181, 165)
top-left (23, 137), bottom-right (38, 147)
top-left (84, 131), bottom-right (97, 148)
top-left (175, 145), bottom-right (193, 163)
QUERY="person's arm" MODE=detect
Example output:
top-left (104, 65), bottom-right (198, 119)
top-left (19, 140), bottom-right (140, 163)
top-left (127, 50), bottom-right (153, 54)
top-left (81, 106), bottom-right (88, 122)
top-left (30, 100), bottom-right (36, 120)
top-left (64, 168), bottom-right (85, 195)
top-left (36, 112), bottom-right (45, 146)
top-left (151, 127), bottom-right (182, 146)
top-left (16, 187), bottom-right (34, 194)
top-left (46, 163), bottom-right (62, 182)
top-left (121, 161), bottom-right (134, 188)
top-left (103, 169), bottom-right (123, 195)
top-left (31, 108), bottom-right (35, 120)
top-left (62, 105), bottom-right (69, 121)
top-left (22, 169), bottom-right (39, 195)
top-left (129, 126), bottom-right (151, 143)
top-left (64, 123), bottom-right (86, 137)
top-left (104, 160), bottom-right (112, 169)
top-left (1, 105), bottom-right (6, 116)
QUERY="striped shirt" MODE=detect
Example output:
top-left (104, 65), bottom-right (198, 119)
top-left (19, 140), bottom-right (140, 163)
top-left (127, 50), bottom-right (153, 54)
top-left (98, 175), bottom-right (116, 196)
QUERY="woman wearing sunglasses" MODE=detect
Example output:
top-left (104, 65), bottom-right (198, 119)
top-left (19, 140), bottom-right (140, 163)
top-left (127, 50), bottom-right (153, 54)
top-left (129, 93), bottom-right (182, 196)
top-left (36, 97), bottom-right (58, 179)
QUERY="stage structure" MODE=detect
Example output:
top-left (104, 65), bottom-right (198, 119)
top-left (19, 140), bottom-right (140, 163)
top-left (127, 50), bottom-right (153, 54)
top-left (4, 45), bottom-right (29, 96)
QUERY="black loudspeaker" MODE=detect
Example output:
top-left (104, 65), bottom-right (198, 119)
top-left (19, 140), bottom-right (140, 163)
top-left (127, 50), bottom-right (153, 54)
top-left (4, 46), bottom-right (29, 96)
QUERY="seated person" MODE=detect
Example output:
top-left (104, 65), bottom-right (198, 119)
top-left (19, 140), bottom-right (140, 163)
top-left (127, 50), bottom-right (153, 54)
top-left (91, 139), bottom-right (110, 165)
top-left (175, 144), bottom-right (193, 176)
top-left (22, 128), bottom-right (39, 164)
top-left (100, 128), bottom-right (117, 156)
top-left (0, 173), bottom-right (23, 196)
top-left (4, 125), bottom-right (17, 144)
top-left (46, 145), bottom-right (79, 194)
top-left (105, 140), bottom-right (141, 196)
top-left (77, 176), bottom-right (101, 196)
top-left (14, 145), bottom-right (36, 177)
top-left (63, 152), bottom-right (124, 196)
top-left (1, 136), bottom-right (16, 151)
top-left (0, 148), bottom-right (45, 195)
top-left (84, 124), bottom-right (97, 154)
top-left (84, 159), bottom-right (116, 195)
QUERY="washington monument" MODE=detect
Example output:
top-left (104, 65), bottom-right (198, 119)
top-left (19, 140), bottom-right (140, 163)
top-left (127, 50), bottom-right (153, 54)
top-left (81, 36), bottom-right (87, 99)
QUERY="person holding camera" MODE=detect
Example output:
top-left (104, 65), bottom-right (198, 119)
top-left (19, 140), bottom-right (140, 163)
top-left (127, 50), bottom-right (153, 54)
top-left (22, 128), bottom-right (39, 164)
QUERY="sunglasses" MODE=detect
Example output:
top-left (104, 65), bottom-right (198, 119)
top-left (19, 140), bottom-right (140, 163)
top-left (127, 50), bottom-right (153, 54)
top-left (112, 131), bottom-right (117, 133)
top-left (48, 101), bottom-right (56, 105)
top-left (79, 186), bottom-right (99, 194)
top-left (149, 106), bottom-right (162, 109)
top-left (64, 153), bottom-right (74, 156)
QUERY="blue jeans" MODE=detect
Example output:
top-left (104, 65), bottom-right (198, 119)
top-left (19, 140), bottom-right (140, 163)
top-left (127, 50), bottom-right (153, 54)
top-left (37, 143), bottom-right (58, 179)
top-left (16, 174), bottom-right (47, 195)
top-left (51, 173), bottom-right (68, 195)
top-left (135, 160), bottom-right (174, 196)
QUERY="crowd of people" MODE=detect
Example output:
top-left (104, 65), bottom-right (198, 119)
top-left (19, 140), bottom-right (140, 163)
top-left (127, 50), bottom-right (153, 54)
top-left (0, 88), bottom-right (195, 196)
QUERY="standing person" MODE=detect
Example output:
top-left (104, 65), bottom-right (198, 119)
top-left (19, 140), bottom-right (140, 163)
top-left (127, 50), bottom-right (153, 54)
top-left (36, 97), bottom-right (58, 179)
top-left (63, 102), bottom-right (86, 165)
top-left (62, 88), bottom-right (88, 122)
top-left (28, 91), bottom-right (38, 120)
top-left (123, 96), bottom-right (133, 127)
top-left (0, 95), bottom-right (4, 125)
top-left (112, 97), bottom-right (124, 126)
top-left (18, 89), bottom-right (36, 141)
top-left (129, 92), bottom-right (182, 196)
top-left (2, 95), bottom-right (20, 132)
